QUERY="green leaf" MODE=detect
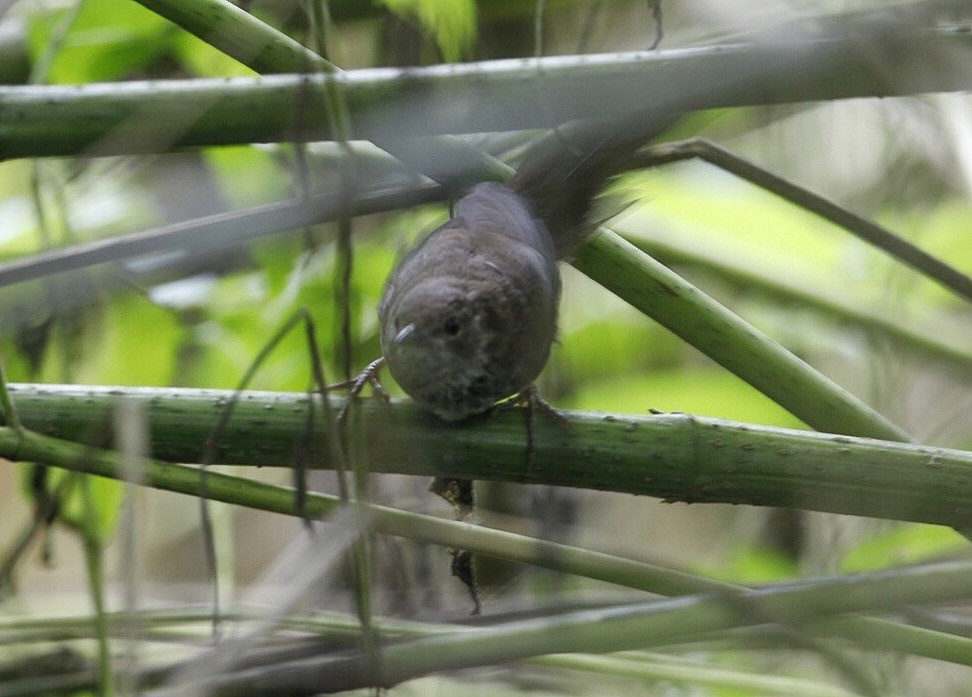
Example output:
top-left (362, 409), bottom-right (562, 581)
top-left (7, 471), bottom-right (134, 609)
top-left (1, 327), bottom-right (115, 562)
top-left (204, 146), bottom-right (291, 209)
top-left (624, 166), bottom-right (845, 274)
top-left (378, 0), bottom-right (477, 62)
top-left (72, 294), bottom-right (182, 386)
top-left (28, 0), bottom-right (175, 84)
top-left (60, 471), bottom-right (124, 543)
top-left (173, 30), bottom-right (257, 78)
top-left (698, 544), bottom-right (800, 585)
top-left (890, 202), bottom-right (972, 309)
top-left (840, 524), bottom-right (968, 573)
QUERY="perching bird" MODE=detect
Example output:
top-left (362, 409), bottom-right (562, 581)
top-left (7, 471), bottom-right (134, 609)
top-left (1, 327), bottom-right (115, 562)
top-left (378, 115), bottom-right (673, 421)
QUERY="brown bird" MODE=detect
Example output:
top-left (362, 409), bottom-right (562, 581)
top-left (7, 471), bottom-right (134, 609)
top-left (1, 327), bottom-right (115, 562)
top-left (378, 116), bottom-right (672, 421)
top-left (374, 113), bottom-right (672, 616)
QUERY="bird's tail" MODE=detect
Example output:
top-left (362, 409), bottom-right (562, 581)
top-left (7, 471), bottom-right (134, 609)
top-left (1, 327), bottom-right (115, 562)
top-left (510, 113), bottom-right (676, 259)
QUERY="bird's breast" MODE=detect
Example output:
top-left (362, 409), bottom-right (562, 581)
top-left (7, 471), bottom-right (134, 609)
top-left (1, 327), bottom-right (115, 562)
top-left (378, 187), bottom-right (561, 421)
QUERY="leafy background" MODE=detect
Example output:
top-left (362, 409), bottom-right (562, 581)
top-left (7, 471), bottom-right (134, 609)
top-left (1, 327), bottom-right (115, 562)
top-left (0, 0), bottom-right (971, 695)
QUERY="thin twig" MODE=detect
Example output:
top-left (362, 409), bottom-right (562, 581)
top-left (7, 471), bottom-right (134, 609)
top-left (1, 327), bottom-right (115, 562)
top-left (647, 0), bottom-right (663, 50)
top-left (631, 138), bottom-right (972, 304)
top-left (534, 0), bottom-right (546, 57)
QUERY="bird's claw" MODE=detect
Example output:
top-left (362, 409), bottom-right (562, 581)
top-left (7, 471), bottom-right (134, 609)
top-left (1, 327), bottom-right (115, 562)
top-left (325, 357), bottom-right (391, 423)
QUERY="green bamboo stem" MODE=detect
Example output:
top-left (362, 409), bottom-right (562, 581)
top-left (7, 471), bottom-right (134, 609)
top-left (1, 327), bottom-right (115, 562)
top-left (535, 653), bottom-right (861, 697)
top-left (1, 416), bottom-right (970, 669)
top-left (135, 0), bottom-right (330, 74)
top-left (0, 94), bottom-right (923, 453)
top-left (574, 230), bottom-right (911, 442)
top-left (0, 415), bottom-right (739, 597)
top-left (0, 29), bottom-right (970, 159)
top-left (6, 384), bottom-right (971, 526)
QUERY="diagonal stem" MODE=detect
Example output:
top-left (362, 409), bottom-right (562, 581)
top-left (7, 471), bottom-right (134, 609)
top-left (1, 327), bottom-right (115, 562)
top-left (632, 138), bottom-right (972, 304)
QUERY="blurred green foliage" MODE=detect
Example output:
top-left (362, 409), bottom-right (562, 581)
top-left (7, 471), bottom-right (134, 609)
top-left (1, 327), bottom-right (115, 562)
top-left (28, 0), bottom-right (172, 83)
top-left (699, 543), bottom-right (800, 585)
top-left (379, 0), bottom-right (477, 61)
top-left (28, 0), bottom-right (254, 82)
top-left (840, 524), bottom-right (967, 573)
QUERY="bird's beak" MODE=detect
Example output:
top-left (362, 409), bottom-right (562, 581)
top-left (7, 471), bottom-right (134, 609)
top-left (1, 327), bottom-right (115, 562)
top-left (394, 323), bottom-right (416, 344)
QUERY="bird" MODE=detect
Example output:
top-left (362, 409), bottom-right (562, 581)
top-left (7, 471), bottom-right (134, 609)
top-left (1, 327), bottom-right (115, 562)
top-left (372, 116), bottom-right (674, 614)
top-left (377, 180), bottom-right (558, 421)
top-left (377, 115), bottom-right (673, 422)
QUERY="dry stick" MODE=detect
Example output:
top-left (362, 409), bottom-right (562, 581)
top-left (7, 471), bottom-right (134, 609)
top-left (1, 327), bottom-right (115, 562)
top-left (297, 0), bottom-right (356, 382)
top-left (114, 399), bottom-right (147, 697)
top-left (632, 138), bottom-right (972, 304)
top-left (534, 0), bottom-right (546, 57)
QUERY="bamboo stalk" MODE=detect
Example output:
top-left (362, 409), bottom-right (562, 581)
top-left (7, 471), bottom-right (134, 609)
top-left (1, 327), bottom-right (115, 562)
top-left (0, 29), bottom-right (969, 159)
top-left (5, 384), bottom-right (971, 526)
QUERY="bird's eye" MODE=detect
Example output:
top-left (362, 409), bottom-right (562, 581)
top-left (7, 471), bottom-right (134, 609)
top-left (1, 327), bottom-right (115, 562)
top-left (443, 316), bottom-right (461, 335)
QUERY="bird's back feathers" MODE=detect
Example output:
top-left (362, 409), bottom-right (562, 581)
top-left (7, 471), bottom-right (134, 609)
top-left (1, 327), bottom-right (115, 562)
top-left (510, 114), bottom-right (675, 258)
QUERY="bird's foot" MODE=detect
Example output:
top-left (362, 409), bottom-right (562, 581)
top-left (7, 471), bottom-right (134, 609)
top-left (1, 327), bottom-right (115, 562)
top-left (324, 357), bottom-right (391, 423)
